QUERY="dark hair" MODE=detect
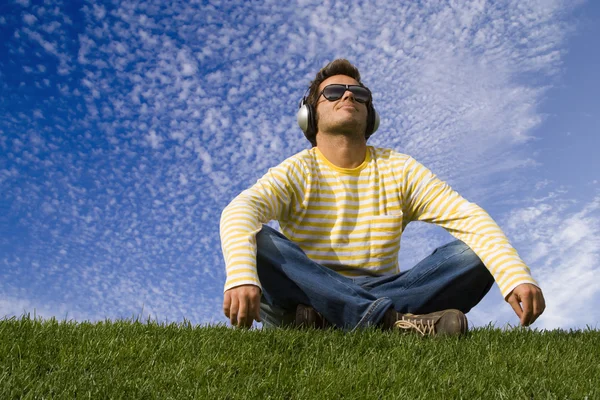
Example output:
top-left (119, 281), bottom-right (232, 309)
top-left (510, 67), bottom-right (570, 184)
top-left (304, 59), bottom-right (374, 147)
top-left (306, 59), bottom-right (362, 107)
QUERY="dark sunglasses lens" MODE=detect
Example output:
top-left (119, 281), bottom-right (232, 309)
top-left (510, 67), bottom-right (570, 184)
top-left (350, 87), bottom-right (370, 103)
top-left (323, 85), bottom-right (370, 103)
top-left (323, 85), bottom-right (346, 100)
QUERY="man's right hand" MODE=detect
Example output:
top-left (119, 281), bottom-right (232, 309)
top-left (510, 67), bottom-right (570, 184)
top-left (223, 285), bottom-right (262, 328)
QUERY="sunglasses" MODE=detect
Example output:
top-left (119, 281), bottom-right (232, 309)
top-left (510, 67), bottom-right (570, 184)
top-left (318, 84), bottom-right (371, 104)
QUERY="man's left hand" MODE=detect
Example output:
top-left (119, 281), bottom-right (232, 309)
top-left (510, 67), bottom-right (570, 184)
top-left (506, 283), bottom-right (546, 326)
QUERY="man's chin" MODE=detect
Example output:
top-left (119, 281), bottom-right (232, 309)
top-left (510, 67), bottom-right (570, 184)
top-left (334, 121), bottom-right (366, 136)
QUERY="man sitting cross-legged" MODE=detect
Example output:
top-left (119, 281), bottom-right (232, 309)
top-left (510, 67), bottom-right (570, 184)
top-left (220, 59), bottom-right (545, 335)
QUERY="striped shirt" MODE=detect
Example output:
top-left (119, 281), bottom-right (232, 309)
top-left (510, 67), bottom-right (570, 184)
top-left (220, 146), bottom-right (538, 298)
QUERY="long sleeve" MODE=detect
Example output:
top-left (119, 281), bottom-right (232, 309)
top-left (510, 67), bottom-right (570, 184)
top-left (400, 156), bottom-right (539, 298)
top-left (219, 159), bottom-right (300, 292)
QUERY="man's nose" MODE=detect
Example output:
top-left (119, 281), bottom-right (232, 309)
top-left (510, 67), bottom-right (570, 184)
top-left (342, 90), bottom-right (355, 101)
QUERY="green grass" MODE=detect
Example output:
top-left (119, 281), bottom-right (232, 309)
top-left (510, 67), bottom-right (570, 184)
top-left (1, 315), bottom-right (598, 399)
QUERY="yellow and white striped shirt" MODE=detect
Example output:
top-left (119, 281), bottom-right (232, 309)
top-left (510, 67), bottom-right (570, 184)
top-left (220, 146), bottom-right (538, 298)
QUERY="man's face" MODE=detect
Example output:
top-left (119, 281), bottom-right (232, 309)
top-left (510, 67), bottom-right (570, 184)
top-left (315, 74), bottom-right (368, 139)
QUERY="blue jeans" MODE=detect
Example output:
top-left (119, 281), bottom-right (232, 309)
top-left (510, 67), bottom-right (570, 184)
top-left (256, 225), bottom-right (494, 331)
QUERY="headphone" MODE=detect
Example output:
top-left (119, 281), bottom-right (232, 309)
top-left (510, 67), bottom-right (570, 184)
top-left (296, 87), bottom-right (380, 142)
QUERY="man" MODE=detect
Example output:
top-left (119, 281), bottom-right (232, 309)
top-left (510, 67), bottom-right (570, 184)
top-left (220, 59), bottom-right (545, 335)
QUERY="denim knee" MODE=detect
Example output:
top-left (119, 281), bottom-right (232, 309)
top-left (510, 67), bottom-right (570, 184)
top-left (462, 245), bottom-right (495, 286)
top-left (447, 239), bottom-right (469, 250)
top-left (256, 224), bottom-right (277, 243)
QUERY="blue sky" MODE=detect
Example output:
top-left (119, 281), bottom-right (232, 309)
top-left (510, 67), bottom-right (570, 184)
top-left (1, 0), bottom-right (598, 330)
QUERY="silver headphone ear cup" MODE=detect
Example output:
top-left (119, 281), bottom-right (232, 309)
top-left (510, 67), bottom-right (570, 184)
top-left (372, 109), bottom-right (380, 133)
top-left (297, 104), bottom-right (310, 133)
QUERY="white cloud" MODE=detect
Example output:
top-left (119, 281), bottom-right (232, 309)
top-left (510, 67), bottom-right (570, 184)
top-left (502, 194), bottom-right (600, 329)
top-left (41, 21), bottom-right (61, 34)
top-left (146, 130), bottom-right (162, 149)
top-left (93, 4), bottom-right (106, 20)
top-left (78, 34), bottom-right (96, 64)
top-left (23, 13), bottom-right (37, 25)
top-left (181, 63), bottom-right (196, 76)
top-left (179, 174), bottom-right (188, 185)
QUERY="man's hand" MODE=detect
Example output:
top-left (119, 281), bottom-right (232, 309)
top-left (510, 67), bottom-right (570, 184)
top-left (506, 283), bottom-right (546, 326)
top-left (223, 285), bottom-right (262, 328)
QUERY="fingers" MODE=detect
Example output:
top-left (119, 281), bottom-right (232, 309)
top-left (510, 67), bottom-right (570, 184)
top-left (237, 297), bottom-right (250, 328)
top-left (223, 291), bottom-right (231, 319)
top-left (223, 285), bottom-right (262, 328)
top-left (250, 293), bottom-right (261, 323)
top-left (507, 284), bottom-right (547, 327)
top-left (507, 294), bottom-right (523, 323)
top-left (521, 292), bottom-right (533, 326)
top-left (229, 296), bottom-right (239, 326)
top-left (239, 291), bottom-right (262, 327)
top-left (254, 299), bottom-right (262, 323)
top-left (531, 290), bottom-right (546, 325)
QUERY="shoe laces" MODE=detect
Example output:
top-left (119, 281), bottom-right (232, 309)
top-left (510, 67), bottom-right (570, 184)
top-left (394, 316), bottom-right (436, 336)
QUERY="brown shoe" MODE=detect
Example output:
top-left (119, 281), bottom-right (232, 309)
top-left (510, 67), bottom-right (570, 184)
top-left (295, 304), bottom-right (332, 329)
top-left (383, 308), bottom-right (468, 336)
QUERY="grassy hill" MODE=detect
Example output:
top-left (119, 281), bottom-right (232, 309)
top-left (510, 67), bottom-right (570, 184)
top-left (1, 315), bottom-right (598, 399)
